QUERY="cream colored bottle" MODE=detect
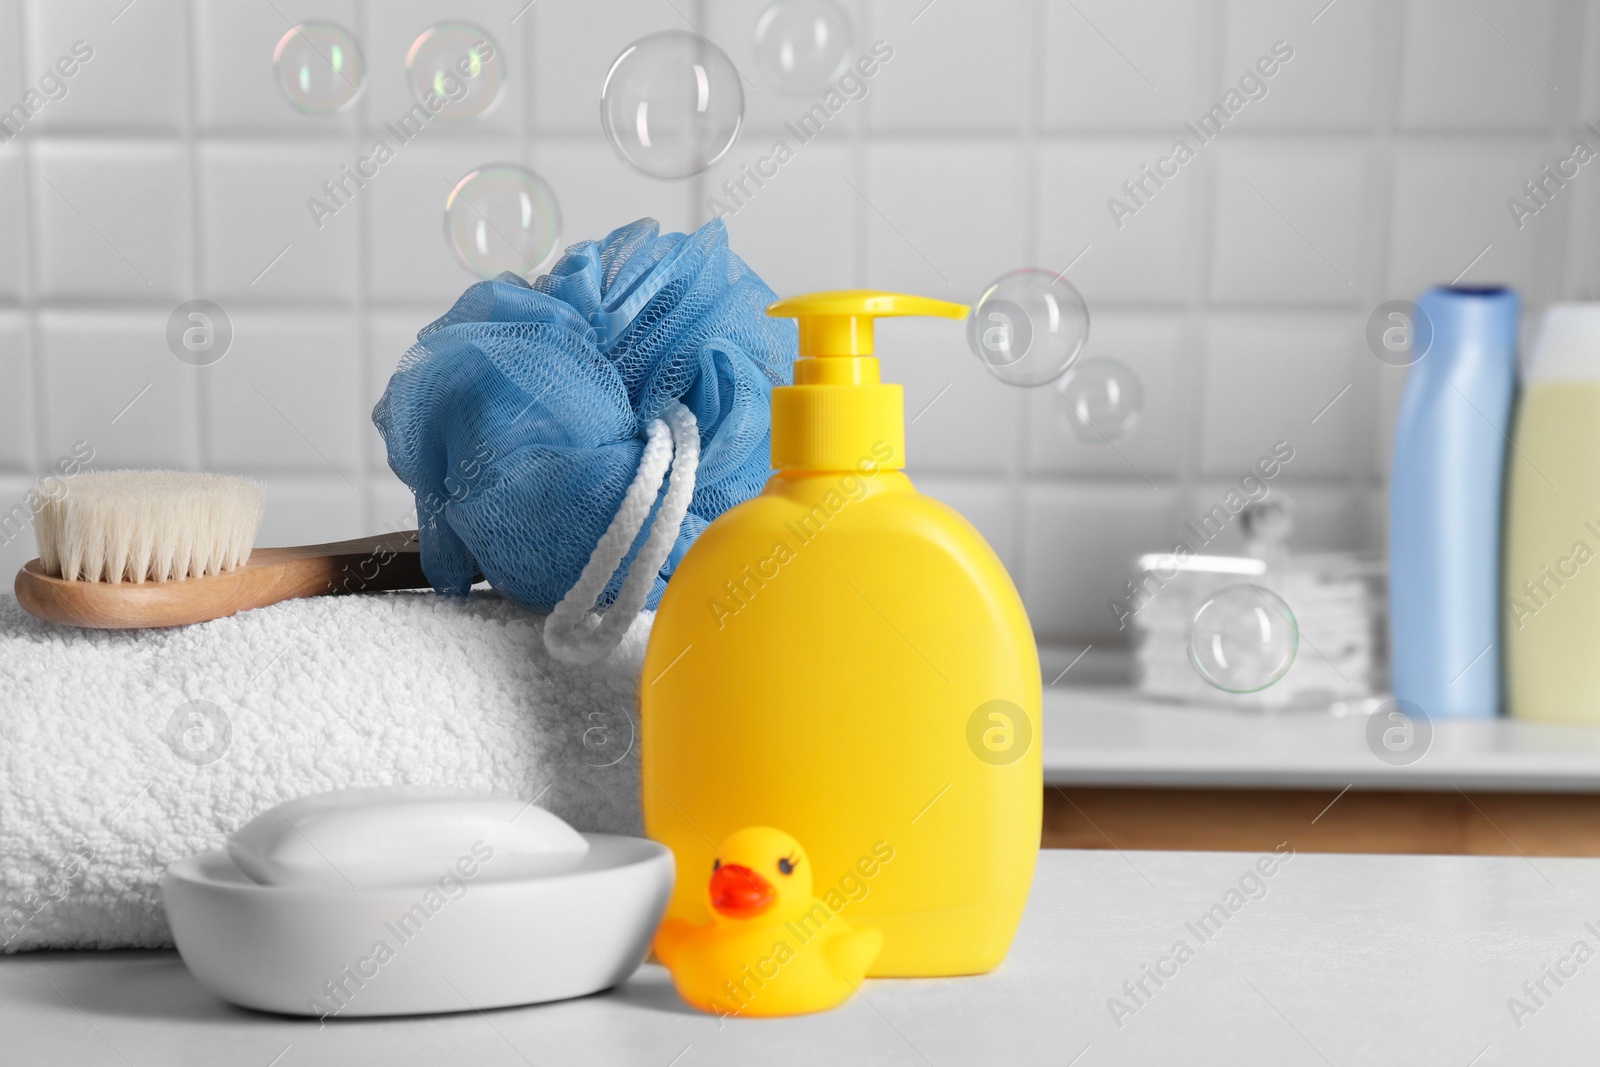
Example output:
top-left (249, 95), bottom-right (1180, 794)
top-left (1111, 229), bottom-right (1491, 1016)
top-left (1506, 304), bottom-right (1600, 723)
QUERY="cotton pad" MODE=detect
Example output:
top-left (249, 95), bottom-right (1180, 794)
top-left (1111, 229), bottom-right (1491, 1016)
top-left (228, 786), bottom-right (589, 889)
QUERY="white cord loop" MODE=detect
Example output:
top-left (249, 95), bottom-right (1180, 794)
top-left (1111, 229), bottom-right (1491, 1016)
top-left (543, 401), bottom-right (699, 665)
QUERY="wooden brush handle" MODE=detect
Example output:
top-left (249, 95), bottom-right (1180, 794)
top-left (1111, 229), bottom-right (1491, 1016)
top-left (14, 531), bottom-right (433, 630)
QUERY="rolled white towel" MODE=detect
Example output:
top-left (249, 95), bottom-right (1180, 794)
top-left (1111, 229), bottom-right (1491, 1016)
top-left (0, 589), bottom-right (648, 952)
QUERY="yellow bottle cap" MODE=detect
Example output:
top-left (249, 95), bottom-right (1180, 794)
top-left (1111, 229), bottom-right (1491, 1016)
top-left (766, 290), bottom-right (967, 471)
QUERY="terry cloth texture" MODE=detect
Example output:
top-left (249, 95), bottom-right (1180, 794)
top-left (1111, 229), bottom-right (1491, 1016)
top-left (0, 589), bottom-right (647, 951)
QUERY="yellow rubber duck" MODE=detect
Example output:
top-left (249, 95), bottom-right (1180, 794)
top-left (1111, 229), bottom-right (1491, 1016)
top-left (653, 826), bottom-right (882, 1018)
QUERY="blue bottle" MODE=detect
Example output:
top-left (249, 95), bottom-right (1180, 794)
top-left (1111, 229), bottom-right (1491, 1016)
top-left (1388, 286), bottom-right (1518, 719)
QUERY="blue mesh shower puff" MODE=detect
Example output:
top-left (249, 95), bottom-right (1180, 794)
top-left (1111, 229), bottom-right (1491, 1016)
top-left (373, 217), bottom-right (797, 614)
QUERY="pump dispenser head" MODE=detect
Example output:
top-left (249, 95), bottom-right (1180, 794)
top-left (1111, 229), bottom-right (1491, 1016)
top-left (766, 291), bottom-right (967, 472)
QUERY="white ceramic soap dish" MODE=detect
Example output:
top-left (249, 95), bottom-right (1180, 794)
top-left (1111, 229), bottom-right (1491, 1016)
top-left (162, 788), bottom-right (674, 1017)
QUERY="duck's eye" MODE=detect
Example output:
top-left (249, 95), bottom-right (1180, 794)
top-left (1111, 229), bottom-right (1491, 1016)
top-left (713, 858), bottom-right (721, 871)
top-left (778, 856), bottom-right (796, 875)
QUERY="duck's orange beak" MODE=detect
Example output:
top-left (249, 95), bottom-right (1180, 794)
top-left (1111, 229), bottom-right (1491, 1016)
top-left (709, 864), bottom-right (775, 919)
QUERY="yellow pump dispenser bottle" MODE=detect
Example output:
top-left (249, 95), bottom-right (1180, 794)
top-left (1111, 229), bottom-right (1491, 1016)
top-left (641, 290), bottom-right (1041, 977)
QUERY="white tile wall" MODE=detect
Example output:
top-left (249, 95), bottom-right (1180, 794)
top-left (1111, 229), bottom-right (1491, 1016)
top-left (194, 0), bottom-right (360, 133)
top-left (29, 0), bottom-right (188, 135)
top-left (1386, 138), bottom-right (1552, 298)
top-left (38, 309), bottom-right (200, 469)
top-left (366, 136), bottom-right (513, 306)
top-left (867, 0), bottom-right (1031, 133)
top-left (1042, 0), bottom-right (1208, 132)
top-left (1398, 0), bottom-right (1562, 131)
top-left (1037, 138), bottom-right (1198, 306)
top-left (532, 0), bottom-right (681, 134)
top-left (205, 311), bottom-right (364, 475)
top-left (1220, 0), bottom-right (1381, 130)
top-left (1025, 312), bottom-right (1187, 480)
top-left (1564, 168), bottom-right (1600, 299)
top-left (864, 141), bottom-right (1028, 297)
top-left (32, 141), bottom-right (192, 300)
top-left (704, 0), bottom-right (867, 137)
top-left (708, 140), bottom-right (857, 296)
top-left (0, 0), bottom-right (1591, 643)
top-left (362, 0), bottom-right (530, 137)
top-left (198, 143), bottom-right (360, 302)
top-left (1208, 139), bottom-right (1371, 305)
top-left (0, 313), bottom-right (34, 469)
top-left (879, 316), bottom-right (1023, 475)
top-left (1199, 313), bottom-right (1358, 480)
top-left (0, 151), bottom-right (26, 301)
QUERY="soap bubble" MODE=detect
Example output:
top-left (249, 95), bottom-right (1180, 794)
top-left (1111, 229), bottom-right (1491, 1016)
top-left (1055, 360), bottom-right (1142, 442)
top-left (273, 21), bottom-right (365, 114)
top-left (1188, 584), bottom-right (1299, 693)
top-left (406, 24), bottom-right (506, 120)
top-left (967, 268), bottom-right (1089, 387)
top-left (754, 0), bottom-right (854, 95)
top-left (600, 31), bottom-right (745, 179)
top-left (444, 165), bottom-right (561, 279)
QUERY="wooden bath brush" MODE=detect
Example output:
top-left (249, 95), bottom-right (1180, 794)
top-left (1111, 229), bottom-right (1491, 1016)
top-left (14, 471), bottom-right (431, 629)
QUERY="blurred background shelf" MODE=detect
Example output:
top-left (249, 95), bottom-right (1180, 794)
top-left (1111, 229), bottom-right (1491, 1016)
top-left (1041, 685), bottom-right (1600, 857)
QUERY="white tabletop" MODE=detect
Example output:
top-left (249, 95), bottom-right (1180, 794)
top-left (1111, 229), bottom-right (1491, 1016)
top-left (1043, 686), bottom-right (1600, 792)
top-left (2, 848), bottom-right (1594, 1065)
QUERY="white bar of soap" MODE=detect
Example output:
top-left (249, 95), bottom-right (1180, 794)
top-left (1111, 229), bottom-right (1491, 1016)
top-left (228, 786), bottom-right (590, 889)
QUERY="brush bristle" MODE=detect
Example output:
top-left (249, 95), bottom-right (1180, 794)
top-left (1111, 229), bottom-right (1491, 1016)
top-left (32, 471), bottom-right (264, 583)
